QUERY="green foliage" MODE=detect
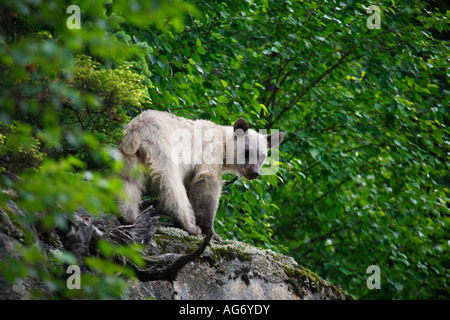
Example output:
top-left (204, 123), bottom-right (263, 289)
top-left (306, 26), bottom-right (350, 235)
top-left (66, 55), bottom-right (152, 149)
top-left (0, 0), bottom-right (197, 299)
top-left (1, 0), bottom-right (448, 300)
top-left (0, 122), bottom-right (45, 173)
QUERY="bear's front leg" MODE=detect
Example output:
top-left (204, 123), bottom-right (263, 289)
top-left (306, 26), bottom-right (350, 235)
top-left (188, 170), bottom-right (223, 242)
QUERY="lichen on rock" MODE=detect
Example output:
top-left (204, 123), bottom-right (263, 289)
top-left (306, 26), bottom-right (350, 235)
top-left (132, 227), bottom-right (354, 300)
top-left (0, 204), bottom-right (353, 300)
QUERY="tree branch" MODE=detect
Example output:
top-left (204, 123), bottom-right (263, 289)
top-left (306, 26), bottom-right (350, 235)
top-left (67, 209), bottom-right (212, 283)
top-left (267, 50), bottom-right (353, 129)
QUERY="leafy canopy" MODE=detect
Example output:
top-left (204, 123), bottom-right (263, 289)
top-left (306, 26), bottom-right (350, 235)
top-left (0, 0), bottom-right (448, 299)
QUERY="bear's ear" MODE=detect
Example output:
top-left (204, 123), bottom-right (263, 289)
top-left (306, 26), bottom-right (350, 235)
top-left (233, 118), bottom-right (249, 133)
top-left (267, 131), bottom-right (284, 149)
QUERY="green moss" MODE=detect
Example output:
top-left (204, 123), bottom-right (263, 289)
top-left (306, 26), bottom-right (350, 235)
top-left (282, 263), bottom-right (354, 300)
top-left (0, 202), bottom-right (15, 217)
top-left (156, 226), bottom-right (191, 239)
top-left (149, 227), bottom-right (354, 299)
top-left (153, 228), bottom-right (276, 263)
top-left (0, 202), bottom-right (25, 241)
top-left (335, 285), bottom-right (354, 300)
top-left (283, 264), bottom-right (326, 293)
top-left (153, 227), bottom-right (202, 254)
top-left (209, 245), bottom-right (252, 262)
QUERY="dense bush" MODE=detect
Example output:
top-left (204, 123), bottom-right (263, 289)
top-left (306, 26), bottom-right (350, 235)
top-left (0, 0), bottom-right (448, 299)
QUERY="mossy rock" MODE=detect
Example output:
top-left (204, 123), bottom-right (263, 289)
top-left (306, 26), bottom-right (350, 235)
top-left (131, 226), bottom-right (354, 300)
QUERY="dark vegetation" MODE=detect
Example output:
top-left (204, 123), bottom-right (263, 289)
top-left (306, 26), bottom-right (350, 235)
top-left (0, 0), bottom-right (448, 299)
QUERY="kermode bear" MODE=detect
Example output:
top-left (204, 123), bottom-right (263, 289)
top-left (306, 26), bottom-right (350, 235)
top-left (118, 110), bottom-right (283, 240)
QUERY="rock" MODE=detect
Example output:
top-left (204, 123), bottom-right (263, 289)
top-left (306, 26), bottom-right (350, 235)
top-left (0, 205), bottom-right (49, 299)
top-left (127, 227), bottom-right (353, 300)
top-left (0, 202), bottom-right (352, 300)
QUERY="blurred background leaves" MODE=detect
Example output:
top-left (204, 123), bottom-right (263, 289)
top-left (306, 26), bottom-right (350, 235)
top-left (0, 0), bottom-right (448, 299)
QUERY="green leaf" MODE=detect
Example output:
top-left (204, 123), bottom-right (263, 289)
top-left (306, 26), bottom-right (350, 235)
top-left (197, 46), bottom-right (206, 55)
top-left (255, 82), bottom-right (265, 89)
top-left (218, 95), bottom-right (227, 103)
top-left (148, 54), bottom-right (158, 65)
top-left (195, 64), bottom-right (204, 74)
top-left (394, 282), bottom-right (404, 292)
top-left (309, 148), bottom-right (320, 159)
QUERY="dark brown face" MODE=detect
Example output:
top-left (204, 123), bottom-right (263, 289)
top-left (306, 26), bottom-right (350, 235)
top-left (241, 163), bottom-right (260, 180)
top-left (237, 138), bottom-right (268, 180)
top-left (231, 117), bottom-right (283, 180)
top-left (233, 131), bottom-right (266, 180)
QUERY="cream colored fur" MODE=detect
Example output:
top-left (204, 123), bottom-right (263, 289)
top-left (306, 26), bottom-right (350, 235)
top-left (118, 110), bottom-right (283, 239)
